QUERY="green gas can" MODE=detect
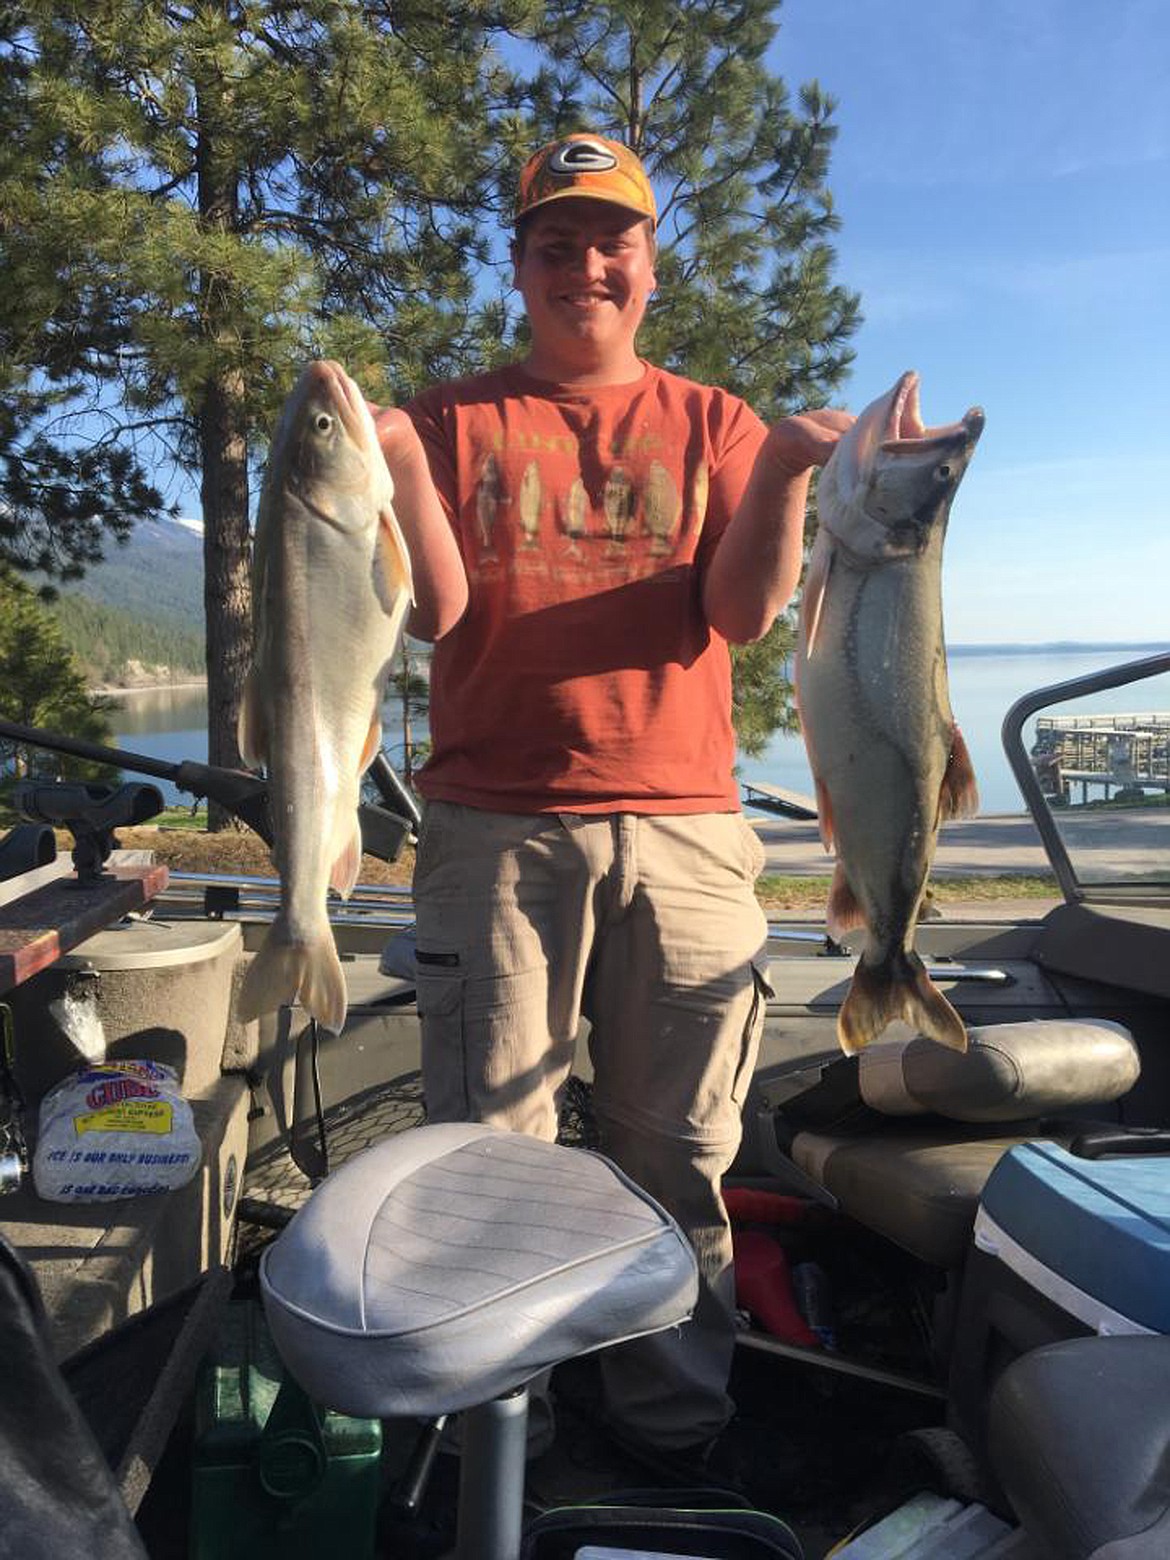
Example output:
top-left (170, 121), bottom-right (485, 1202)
top-left (190, 1297), bottom-right (382, 1559)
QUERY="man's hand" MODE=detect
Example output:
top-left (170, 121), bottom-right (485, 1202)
top-left (368, 402), bottom-right (422, 480)
top-left (763, 408), bottom-right (855, 478)
top-left (703, 406), bottom-right (854, 643)
top-left (364, 400), bottom-right (468, 641)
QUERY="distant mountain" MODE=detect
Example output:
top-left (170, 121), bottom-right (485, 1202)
top-left (63, 513), bottom-right (204, 632)
top-left (950, 641), bottom-right (1170, 657)
top-left (44, 515), bottom-right (206, 687)
top-left (52, 593), bottom-right (205, 687)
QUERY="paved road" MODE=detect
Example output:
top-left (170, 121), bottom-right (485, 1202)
top-left (751, 811), bottom-right (1050, 876)
top-left (750, 807), bottom-right (1170, 880)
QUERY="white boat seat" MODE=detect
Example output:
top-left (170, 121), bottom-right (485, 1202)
top-left (789, 1019), bottom-right (1139, 1269)
top-left (259, 1122), bottom-right (698, 1419)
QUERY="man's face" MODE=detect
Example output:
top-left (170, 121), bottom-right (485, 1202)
top-left (512, 198), bottom-right (657, 371)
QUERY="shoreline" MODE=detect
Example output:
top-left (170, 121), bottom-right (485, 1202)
top-left (94, 678), bottom-right (207, 696)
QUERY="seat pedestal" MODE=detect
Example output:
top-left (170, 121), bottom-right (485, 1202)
top-left (457, 1389), bottom-right (530, 1560)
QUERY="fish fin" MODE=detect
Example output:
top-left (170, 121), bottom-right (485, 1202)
top-left (837, 949), bottom-right (968, 1055)
top-left (800, 539), bottom-right (834, 658)
top-left (237, 668), bottom-right (267, 769)
top-left (939, 723), bottom-right (980, 821)
top-left (813, 778), bottom-right (836, 852)
top-left (237, 922), bottom-right (348, 1034)
top-left (357, 714), bottom-right (382, 775)
top-left (826, 860), bottom-right (866, 940)
top-left (329, 813), bottom-right (363, 900)
top-left (376, 504), bottom-right (415, 609)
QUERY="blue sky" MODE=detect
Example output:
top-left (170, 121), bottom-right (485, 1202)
top-left (773, 0), bottom-right (1170, 644)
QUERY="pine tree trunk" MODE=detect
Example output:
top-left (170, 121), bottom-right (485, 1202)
top-left (195, 69), bottom-right (252, 833)
top-left (199, 369), bottom-right (252, 831)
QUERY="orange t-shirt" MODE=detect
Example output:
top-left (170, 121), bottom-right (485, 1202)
top-left (406, 361), bottom-right (767, 813)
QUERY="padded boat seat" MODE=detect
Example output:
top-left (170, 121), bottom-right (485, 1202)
top-left (790, 1019), bottom-right (1139, 1269)
top-left (793, 1126), bottom-right (1041, 1269)
top-left (260, 1122), bottom-right (698, 1419)
top-left (989, 1335), bottom-right (1170, 1559)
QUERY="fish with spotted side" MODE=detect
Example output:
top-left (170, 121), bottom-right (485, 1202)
top-left (795, 370), bottom-right (983, 1054)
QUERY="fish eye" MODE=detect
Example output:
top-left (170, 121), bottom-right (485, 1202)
top-left (314, 412), bottom-right (333, 434)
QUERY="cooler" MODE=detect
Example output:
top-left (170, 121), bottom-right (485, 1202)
top-left (949, 1139), bottom-right (1170, 1478)
top-left (190, 1297), bottom-right (382, 1559)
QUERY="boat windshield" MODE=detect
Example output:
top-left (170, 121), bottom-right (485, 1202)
top-left (1002, 650), bottom-right (1170, 904)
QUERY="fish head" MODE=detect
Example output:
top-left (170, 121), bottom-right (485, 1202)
top-left (267, 359), bottom-right (391, 534)
top-left (818, 371), bottom-right (984, 562)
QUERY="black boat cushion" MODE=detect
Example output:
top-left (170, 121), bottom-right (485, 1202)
top-left (989, 1335), bottom-right (1170, 1559)
top-left (260, 1122), bottom-right (698, 1418)
top-left (792, 1126), bottom-right (1036, 1269)
top-left (858, 1019), bottom-right (1138, 1123)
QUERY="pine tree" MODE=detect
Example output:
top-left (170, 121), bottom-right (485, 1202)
top-left (2, 2), bottom-right (531, 823)
top-left (0, 569), bottom-right (114, 786)
top-left (0, 10), bottom-right (168, 585)
top-left (513, 0), bottom-right (860, 751)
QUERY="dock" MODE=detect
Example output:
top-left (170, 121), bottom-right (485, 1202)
top-left (1030, 713), bottom-right (1170, 805)
top-left (741, 781), bottom-right (818, 820)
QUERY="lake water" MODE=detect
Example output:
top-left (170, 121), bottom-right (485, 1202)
top-left (740, 644), bottom-right (1170, 816)
top-left (106, 646), bottom-right (1170, 815)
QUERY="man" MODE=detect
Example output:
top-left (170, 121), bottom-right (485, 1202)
top-left (374, 133), bottom-right (849, 1479)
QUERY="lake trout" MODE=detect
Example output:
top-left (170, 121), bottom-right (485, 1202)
top-left (795, 370), bottom-right (982, 1054)
top-left (236, 360), bottom-right (413, 1033)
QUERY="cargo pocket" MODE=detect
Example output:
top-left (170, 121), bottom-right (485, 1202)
top-left (413, 955), bottom-right (466, 1122)
top-left (736, 813), bottom-right (767, 883)
top-left (730, 957), bottom-right (773, 1110)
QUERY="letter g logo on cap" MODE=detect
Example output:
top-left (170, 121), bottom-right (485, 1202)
top-left (548, 139), bottom-right (619, 175)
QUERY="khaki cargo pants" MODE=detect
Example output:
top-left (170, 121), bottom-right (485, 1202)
top-left (412, 801), bottom-right (770, 1447)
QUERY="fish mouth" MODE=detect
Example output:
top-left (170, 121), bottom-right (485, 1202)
top-left (881, 370), bottom-right (984, 454)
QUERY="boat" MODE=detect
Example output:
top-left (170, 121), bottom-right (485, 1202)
top-left (1, 647), bottom-right (1168, 1559)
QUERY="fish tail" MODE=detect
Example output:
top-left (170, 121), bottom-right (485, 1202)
top-left (838, 949), bottom-right (968, 1055)
top-left (237, 921), bottom-right (348, 1034)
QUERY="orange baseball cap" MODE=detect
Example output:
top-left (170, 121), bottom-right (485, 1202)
top-left (515, 134), bottom-right (657, 227)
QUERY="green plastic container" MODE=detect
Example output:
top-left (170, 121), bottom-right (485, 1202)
top-left (191, 1298), bottom-right (382, 1559)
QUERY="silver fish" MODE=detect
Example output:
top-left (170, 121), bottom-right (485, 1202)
top-left (795, 370), bottom-right (983, 1054)
top-left (236, 360), bottom-right (413, 1033)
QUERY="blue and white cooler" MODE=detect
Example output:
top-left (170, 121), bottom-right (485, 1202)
top-left (949, 1138), bottom-right (1170, 1473)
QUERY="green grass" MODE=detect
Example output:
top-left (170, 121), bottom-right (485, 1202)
top-left (756, 871), bottom-right (1059, 908)
top-left (925, 873), bottom-right (1059, 900)
top-left (153, 805), bottom-right (209, 830)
